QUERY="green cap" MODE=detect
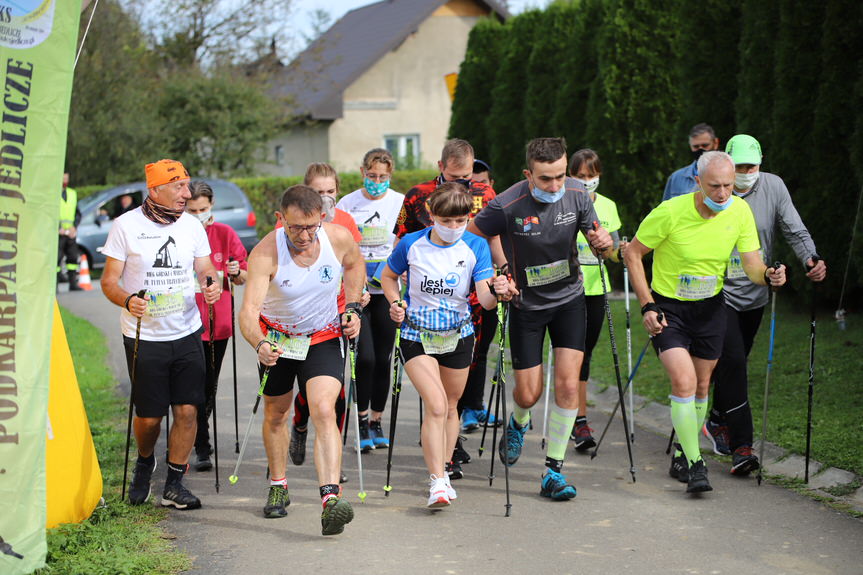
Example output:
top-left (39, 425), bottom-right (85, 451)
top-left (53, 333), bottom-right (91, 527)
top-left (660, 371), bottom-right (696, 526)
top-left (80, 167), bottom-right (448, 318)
top-left (725, 134), bottom-right (762, 165)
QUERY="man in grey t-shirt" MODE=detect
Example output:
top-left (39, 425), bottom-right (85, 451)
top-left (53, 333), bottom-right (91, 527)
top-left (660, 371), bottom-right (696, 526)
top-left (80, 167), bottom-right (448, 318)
top-left (706, 134), bottom-right (826, 475)
top-left (469, 137), bottom-right (612, 500)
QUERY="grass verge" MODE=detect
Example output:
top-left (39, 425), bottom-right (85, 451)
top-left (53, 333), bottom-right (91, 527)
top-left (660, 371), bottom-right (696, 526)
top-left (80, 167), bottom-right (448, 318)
top-left (36, 307), bottom-right (190, 575)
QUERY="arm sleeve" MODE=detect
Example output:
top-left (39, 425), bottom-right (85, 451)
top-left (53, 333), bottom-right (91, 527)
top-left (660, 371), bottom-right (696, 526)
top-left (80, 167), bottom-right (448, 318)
top-left (774, 182), bottom-right (817, 266)
top-left (471, 197), bottom-right (505, 237)
top-left (393, 188), bottom-right (417, 238)
top-left (193, 223), bottom-right (212, 258)
top-left (386, 236), bottom-right (409, 275)
top-left (470, 237), bottom-right (494, 282)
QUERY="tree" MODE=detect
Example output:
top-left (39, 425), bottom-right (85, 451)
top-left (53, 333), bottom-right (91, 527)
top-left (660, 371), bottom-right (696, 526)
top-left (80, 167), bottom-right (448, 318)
top-left (158, 73), bottom-right (280, 177)
top-left (734, 0), bottom-right (779, 152)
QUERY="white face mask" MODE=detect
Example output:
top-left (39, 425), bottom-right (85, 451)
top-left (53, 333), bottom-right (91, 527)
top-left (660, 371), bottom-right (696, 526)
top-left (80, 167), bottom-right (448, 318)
top-left (433, 221), bottom-right (467, 244)
top-left (734, 171), bottom-right (759, 191)
top-left (574, 176), bottom-right (600, 194)
top-left (193, 210), bottom-right (211, 224)
top-left (320, 195), bottom-right (336, 222)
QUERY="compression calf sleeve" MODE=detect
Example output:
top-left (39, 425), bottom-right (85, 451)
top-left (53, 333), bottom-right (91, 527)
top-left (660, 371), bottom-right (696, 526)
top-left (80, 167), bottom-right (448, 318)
top-left (694, 396), bottom-right (708, 429)
top-left (512, 404), bottom-right (531, 428)
top-left (546, 404), bottom-right (578, 462)
top-left (670, 395), bottom-right (701, 465)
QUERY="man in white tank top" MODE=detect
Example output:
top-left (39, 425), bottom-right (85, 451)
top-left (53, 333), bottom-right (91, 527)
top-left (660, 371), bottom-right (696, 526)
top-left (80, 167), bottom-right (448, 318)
top-left (240, 185), bottom-right (364, 536)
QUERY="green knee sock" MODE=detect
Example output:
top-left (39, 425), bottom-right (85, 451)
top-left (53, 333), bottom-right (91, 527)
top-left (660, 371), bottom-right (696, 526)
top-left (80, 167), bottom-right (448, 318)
top-left (671, 395), bottom-right (701, 465)
top-left (546, 404), bottom-right (578, 461)
top-left (694, 397), bottom-right (708, 429)
top-left (512, 404), bottom-right (531, 427)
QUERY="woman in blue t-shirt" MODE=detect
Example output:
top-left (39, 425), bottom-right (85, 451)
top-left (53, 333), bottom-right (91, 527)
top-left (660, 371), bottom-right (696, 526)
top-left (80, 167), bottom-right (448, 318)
top-left (381, 183), bottom-right (510, 509)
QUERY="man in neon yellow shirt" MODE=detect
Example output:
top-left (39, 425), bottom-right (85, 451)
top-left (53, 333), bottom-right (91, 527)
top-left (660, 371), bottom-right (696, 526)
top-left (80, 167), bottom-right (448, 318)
top-left (624, 151), bottom-right (786, 494)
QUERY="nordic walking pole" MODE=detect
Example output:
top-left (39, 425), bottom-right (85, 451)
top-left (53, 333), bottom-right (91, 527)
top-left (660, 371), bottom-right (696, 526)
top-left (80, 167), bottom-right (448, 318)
top-left (488, 300), bottom-right (509, 485)
top-left (384, 319), bottom-right (405, 495)
top-left (229, 257), bottom-right (239, 454)
top-left (590, 336), bottom-right (651, 459)
top-left (623, 237), bottom-right (635, 442)
top-left (348, 338), bottom-right (367, 502)
top-left (480, 268), bottom-right (509, 457)
top-left (665, 429), bottom-right (676, 455)
top-left (540, 340), bottom-right (552, 450)
top-left (229, 345), bottom-right (276, 485)
top-left (206, 277), bottom-right (220, 493)
top-left (342, 348), bottom-right (352, 446)
top-left (121, 289), bottom-right (147, 502)
top-left (497, 302), bottom-right (512, 517)
top-left (758, 263), bottom-right (782, 486)
top-left (594, 222), bottom-right (636, 482)
top-left (805, 256), bottom-right (820, 483)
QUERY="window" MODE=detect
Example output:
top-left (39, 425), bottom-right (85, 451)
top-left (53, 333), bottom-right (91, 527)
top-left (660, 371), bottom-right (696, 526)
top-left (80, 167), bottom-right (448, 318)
top-left (384, 134), bottom-right (420, 170)
top-left (274, 144), bottom-right (284, 166)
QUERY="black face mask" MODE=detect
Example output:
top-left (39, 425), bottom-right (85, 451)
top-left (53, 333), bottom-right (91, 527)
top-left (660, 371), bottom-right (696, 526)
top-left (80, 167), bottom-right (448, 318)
top-left (452, 178), bottom-right (472, 188)
top-left (692, 148), bottom-right (707, 161)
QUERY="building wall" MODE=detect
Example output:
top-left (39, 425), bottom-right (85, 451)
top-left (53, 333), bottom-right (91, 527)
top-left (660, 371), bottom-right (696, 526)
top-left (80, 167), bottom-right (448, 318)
top-left (327, 0), bottom-right (489, 174)
top-left (256, 122), bottom-right (330, 178)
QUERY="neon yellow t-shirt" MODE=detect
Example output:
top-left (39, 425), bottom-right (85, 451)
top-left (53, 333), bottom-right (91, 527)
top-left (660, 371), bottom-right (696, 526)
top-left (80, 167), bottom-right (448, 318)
top-left (635, 193), bottom-right (760, 301)
top-left (575, 193), bottom-right (622, 296)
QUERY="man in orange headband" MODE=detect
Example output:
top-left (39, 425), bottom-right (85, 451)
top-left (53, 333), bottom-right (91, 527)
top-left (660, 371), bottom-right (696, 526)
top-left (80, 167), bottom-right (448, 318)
top-left (101, 159), bottom-right (221, 510)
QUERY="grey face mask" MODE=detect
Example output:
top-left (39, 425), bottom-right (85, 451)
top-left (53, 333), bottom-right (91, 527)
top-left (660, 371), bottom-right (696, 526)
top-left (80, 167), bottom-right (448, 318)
top-left (320, 195), bottom-right (336, 222)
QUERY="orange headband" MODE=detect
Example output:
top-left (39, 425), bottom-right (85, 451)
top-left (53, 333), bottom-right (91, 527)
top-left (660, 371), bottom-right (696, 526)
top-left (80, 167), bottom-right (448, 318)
top-left (145, 159), bottom-right (189, 189)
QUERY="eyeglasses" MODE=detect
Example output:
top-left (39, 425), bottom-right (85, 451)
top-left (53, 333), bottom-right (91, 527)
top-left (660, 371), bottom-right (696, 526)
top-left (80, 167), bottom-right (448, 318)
top-left (364, 173), bottom-right (390, 183)
top-left (286, 223), bottom-right (321, 236)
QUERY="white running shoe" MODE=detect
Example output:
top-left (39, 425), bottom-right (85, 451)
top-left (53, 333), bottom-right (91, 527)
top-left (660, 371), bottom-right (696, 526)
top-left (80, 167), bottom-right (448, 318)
top-left (444, 474), bottom-right (457, 500)
top-left (427, 475), bottom-right (450, 508)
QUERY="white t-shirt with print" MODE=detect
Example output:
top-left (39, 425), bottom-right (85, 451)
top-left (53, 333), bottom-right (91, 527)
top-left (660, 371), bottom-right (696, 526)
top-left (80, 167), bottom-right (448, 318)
top-left (102, 208), bottom-right (211, 341)
top-left (337, 188), bottom-right (404, 293)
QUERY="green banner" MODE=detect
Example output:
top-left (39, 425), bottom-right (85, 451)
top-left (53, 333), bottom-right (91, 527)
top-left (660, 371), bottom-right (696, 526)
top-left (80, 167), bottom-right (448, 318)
top-left (0, 1), bottom-right (81, 573)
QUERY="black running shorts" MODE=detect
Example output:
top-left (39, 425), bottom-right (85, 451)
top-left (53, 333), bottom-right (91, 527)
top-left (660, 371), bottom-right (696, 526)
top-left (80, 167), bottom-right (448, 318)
top-left (123, 330), bottom-right (206, 417)
top-left (261, 336), bottom-right (346, 397)
top-left (400, 334), bottom-right (475, 370)
top-left (509, 295), bottom-right (586, 370)
top-left (650, 292), bottom-right (725, 360)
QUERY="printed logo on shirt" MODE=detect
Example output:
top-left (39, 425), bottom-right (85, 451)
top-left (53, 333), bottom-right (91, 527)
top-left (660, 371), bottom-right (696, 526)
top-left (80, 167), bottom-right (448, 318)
top-left (214, 252), bottom-right (224, 263)
top-left (445, 272), bottom-right (460, 287)
top-left (554, 212), bottom-right (578, 226)
top-left (363, 212), bottom-right (382, 225)
top-left (280, 279), bottom-right (292, 288)
top-left (420, 274), bottom-right (456, 297)
top-left (472, 195), bottom-right (484, 215)
top-left (515, 216), bottom-right (540, 232)
top-left (152, 236), bottom-right (181, 268)
top-left (319, 265), bottom-right (334, 283)
top-left (456, 260), bottom-right (465, 268)
top-left (137, 232), bottom-right (161, 241)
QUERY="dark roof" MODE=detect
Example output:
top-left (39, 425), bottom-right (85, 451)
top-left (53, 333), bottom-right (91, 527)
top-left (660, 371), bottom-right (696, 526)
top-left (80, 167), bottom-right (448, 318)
top-left (271, 0), bottom-right (508, 120)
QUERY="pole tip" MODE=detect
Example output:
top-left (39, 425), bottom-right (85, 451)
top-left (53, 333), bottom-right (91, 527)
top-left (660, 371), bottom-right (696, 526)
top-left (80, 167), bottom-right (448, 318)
top-left (229, 475), bottom-right (238, 485)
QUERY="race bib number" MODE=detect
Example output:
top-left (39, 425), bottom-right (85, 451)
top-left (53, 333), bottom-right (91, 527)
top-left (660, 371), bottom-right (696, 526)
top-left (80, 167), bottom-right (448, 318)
top-left (525, 259), bottom-right (571, 287)
top-left (420, 330), bottom-right (460, 355)
top-left (147, 291), bottom-right (185, 318)
top-left (726, 250), bottom-right (746, 279)
top-left (359, 226), bottom-right (389, 246)
top-left (194, 270), bottom-right (225, 293)
top-left (266, 327), bottom-right (312, 360)
top-left (675, 275), bottom-right (718, 299)
top-left (576, 241), bottom-right (601, 266)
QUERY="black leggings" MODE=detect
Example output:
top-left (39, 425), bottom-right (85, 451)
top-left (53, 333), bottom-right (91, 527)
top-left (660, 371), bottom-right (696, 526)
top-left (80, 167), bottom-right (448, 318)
top-left (710, 305), bottom-right (764, 450)
top-left (356, 294), bottom-right (398, 413)
top-left (195, 338), bottom-right (228, 453)
top-left (579, 295), bottom-right (607, 381)
top-left (458, 304), bottom-right (499, 411)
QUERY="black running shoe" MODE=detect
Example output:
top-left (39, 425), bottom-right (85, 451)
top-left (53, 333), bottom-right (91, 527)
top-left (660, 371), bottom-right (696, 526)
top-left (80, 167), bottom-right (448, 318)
top-left (446, 460), bottom-right (463, 481)
top-left (572, 421), bottom-right (596, 452)
top-left (263, 485), bottom-right (290, 518)
top-left (194, 450), bottom-right (212, 472)
top-left (321, 496), bottom-right (354, 536)
top-left (731, 445), bottom-right (760, 476)
top-left (452, 436), bottom-right (471, 464)
top-left (161, 482), bottom-right (202, 509)
top-left (668, 443), bottom-right (688, 483)
top-left (686, 459), bottom-right (713, 493)
top-left (289, 425), bottom-right (307, 466)
top-left (129, 457), bottom-right (156, 505)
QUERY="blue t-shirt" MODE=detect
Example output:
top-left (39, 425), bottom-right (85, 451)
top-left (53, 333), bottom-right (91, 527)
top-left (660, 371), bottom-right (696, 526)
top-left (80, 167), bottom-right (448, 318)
top-left (663, 161), bottom-right (699, 201)
top-left (387, 228), bottom-right (494, 342)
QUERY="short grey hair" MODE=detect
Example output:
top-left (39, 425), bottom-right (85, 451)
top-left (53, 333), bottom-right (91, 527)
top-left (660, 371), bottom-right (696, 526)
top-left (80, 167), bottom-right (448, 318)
top-left (697, 151), bottom-right (735, 176)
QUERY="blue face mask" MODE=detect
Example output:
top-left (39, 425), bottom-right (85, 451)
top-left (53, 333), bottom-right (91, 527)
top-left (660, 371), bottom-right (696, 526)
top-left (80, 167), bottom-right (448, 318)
top-left (531, 185), bottom-right (566, 204)
top-left (364, 177), bottom-right (388, 197)
top-left (702, 191), bottom-right (734, 212)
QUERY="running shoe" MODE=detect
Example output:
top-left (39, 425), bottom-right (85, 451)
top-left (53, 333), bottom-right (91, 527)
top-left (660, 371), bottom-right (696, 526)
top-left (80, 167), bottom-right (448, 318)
top-left (668, 443), bottom-right (688, 483)
top-left (263, 485), bottom-right (290, 518)
top-left (339, 471), bottom-right (348, 484)
top-left (475, 405), bottom-right (498, 427)
top-left (446, 460), bottom-right (463, 481)
top-left (703, 420), bottom-right (732, 455)
top-left (452, 437), bottom-right (471, 464)
top-left (540, 469), bottom-right (577, 500)
top-left (461, 408), bottom-right (480, 432)
top-left (686, 459), bottom-right (713, 493)
top-left (444, 474), bottom-right (457, 500)
top-left (369, 419), bottom-right (390, 449)
top-left (194, 449), bottom-right (212, 472)
top-left (359, 418), bottom-right (374, 453)
top-left (129, 457), bottom-right (156, 505)
top-left (498, 415), bottom-right (527, 467)
top-left (161, 481), bottom-right (202, 510)
top-left (289, 425), bottom-right (307, 466)
top-left (427, 475), bottom-right (450, 508)
top-left (571, 421), bottom-right (596, 452)
top-left (730, 445), bottom-right (760, 476)
top-left (321, 496), bottom-right (354, 535)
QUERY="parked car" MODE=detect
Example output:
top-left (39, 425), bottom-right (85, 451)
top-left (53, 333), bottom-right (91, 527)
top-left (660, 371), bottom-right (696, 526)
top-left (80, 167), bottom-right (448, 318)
top-left (76, 178), bottom-right (259, 269)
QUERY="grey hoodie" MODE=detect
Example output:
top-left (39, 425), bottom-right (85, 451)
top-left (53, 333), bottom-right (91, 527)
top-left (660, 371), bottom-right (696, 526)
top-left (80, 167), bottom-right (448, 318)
top-left (723, 171), bottom-right (817, 311)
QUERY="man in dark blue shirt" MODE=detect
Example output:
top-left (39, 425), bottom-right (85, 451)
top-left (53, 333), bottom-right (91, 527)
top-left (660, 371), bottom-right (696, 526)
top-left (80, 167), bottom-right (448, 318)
top-left (662, 123), bottom-right (720, 201)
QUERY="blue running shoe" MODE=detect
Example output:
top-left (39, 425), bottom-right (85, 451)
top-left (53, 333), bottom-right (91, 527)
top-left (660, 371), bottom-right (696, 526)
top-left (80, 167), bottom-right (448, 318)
top-left (498, 415), bottom-right (527, 466)
top-left (359, 419), bottom-right (374, 453)
top-left (540, 469), bottom-right (577, 500)
top-left (475, 406), bottom-right (499, 427)
top-left (461, 409), bottom-right (480, 432)
top-left (369, 419), bottom-right (389, 449)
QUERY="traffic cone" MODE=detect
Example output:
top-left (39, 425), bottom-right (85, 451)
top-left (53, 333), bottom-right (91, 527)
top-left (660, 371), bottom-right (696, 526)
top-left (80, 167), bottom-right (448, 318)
top-left (78, 254), bottom-right (93, 291)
